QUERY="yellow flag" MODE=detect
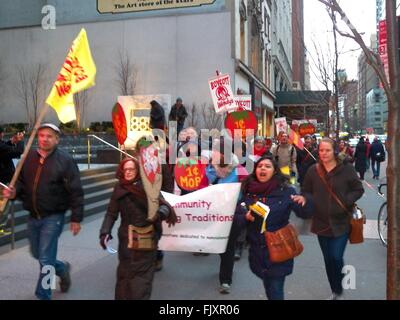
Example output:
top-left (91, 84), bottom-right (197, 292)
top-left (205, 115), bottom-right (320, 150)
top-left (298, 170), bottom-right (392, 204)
top-left (46, 28), bottom-right (96, 123)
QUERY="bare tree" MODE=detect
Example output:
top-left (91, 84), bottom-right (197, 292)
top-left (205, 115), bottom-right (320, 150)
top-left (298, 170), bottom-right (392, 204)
top-left (16, 66), bottom-right (31, 128)
top-left (202, 104), bottom-right (223, 130)
top-left (114, 50), bottom-right (137, 96)
top-left (74, 89), bottom-right (91, 131)
top-left (15, 64), bottom-right (46, 129)
top-left (29, 63), bottom-right (46, 126)
top-left (318, 0), bottom-right (400, 299)
top-left (185, 103), bottom-right (202, 130)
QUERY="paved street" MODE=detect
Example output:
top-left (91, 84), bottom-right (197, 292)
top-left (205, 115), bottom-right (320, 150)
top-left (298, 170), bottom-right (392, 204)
top-left (0, 162), bottom-right (388, 300)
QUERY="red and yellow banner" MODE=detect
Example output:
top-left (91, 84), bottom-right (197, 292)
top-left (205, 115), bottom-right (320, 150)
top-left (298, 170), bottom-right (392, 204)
top-left (46, 28), bottom-right (96, 123)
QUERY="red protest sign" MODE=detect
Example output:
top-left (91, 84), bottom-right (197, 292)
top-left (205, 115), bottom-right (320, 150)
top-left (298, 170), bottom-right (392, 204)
top-left (224, 110), bottom-right (258, 139)
top-left (174, 157), bottom-right (206, 191)
top-left (111, 102), bottom-right (128, 145)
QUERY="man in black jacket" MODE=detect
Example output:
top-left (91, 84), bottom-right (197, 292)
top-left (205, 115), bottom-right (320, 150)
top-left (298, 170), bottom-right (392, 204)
top-left (168, 97), bottom-right (188, 134)
top-left (369, 137), bottom-right (385, 180)
top-left (3, 123), bottom-right (84, 300)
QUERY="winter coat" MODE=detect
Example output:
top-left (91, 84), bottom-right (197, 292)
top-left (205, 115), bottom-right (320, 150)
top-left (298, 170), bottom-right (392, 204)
top-left (168, 104), bottom-right (188, 125)
top-left (16, 148), bottom-right (84, 222)
top-left (354, 142), bottom-right (367, 173)
top-left (149, 101), bottom-right (166, 130)
top-left (271, 144), bottom-right (298, 175)
top-left (237, 185), bottom-right (313, 278)
top-left (301, 162), bottom-right (364, 237)
top-left (370, 141), bottom-right (385, 162)
top-left (0, 139), bottom-right (24, 183)
top-left (296, 146), bottom-right (317, 185)
top-left (99, 181), bottom-right (172, 300)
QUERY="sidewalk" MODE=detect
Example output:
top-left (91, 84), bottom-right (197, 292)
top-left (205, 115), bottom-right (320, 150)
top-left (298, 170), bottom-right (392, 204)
top-left (0, 211), bottom-right (386, 300)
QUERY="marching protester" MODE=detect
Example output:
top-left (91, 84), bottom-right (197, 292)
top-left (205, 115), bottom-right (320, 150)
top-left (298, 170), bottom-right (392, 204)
top-left (301, 138), bottom-right (364, 300)
top-left (369, 137), bottom-right (385, 180)
top-left (354, 137), bottom-right (368, 180)
top-left (168, 97), bottom-right (188, 135)
top-left (2, 123), bottom-right (83, 300)
top-left (99, 157), bottom-right (177, 300)
top-left (238, 155), bottom-right (313, 300)
top-left (0, 127), bottom-right (25, 234)
top-left (271, 131), bottom-right (298, 179)
top-left (0, 127), bottom-right (25, 184)
top-left (199, 136), bottom-right (248, 294)
top-left (296, 134), bottom-right (317, 187)
top-left (338, 140), bottom-right (354, 163)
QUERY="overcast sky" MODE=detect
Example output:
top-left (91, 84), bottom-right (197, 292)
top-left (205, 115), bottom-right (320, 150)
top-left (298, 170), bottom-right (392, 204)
top-left (304, 0), bottom-right (377, 89)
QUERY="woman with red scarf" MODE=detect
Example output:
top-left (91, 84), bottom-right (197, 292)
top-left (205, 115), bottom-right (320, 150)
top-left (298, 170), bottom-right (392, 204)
top-left (99, 157), bottom-right (177, 300)
top-left (238, 156), bottom-right (313, 300)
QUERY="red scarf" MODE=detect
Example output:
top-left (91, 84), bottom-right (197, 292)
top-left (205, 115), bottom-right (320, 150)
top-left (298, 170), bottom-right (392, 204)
top-left (247, 176), bottom-right (280, 196)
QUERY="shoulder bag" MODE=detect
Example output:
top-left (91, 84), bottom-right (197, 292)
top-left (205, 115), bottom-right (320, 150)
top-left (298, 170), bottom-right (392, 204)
top-left (265, 223), bottom-right (304, 263)
top-left (316, 164), bottom-right (365, 244)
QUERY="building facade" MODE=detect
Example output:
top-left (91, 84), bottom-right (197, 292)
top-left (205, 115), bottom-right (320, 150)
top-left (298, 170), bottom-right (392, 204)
top-left (366, 87), bottom-right (388, 134)
top-left (0, 0), bottom-right (279, 136)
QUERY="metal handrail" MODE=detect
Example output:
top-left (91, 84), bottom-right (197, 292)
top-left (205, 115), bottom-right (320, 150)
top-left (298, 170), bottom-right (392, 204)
top-left (87, 134), bottom-right (135, 169)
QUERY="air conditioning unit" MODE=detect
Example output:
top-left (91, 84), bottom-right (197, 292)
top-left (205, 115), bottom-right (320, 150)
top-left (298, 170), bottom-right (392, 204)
top-left (292, 81), bottom-right (301, 91)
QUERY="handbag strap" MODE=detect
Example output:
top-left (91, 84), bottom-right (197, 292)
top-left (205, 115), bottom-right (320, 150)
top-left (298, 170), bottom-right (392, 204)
top-left (316, 164), bottom-right (350, 215)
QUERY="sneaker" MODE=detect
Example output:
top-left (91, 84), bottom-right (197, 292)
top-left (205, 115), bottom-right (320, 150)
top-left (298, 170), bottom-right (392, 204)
top-left (59, 261), bottom-right (71, 293)
top-left (326, 292), bottom-right (344, 300)
top-left (219, 283), bottom-right (231, 294)
top-left (155, 259), bottom-right (163, 272)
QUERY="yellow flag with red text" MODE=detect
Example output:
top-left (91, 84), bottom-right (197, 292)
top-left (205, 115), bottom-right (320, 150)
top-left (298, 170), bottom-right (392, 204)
top-left (288, 127), bottom-right (304, 150)
top-left (46, 28), bottom-right (96, 123)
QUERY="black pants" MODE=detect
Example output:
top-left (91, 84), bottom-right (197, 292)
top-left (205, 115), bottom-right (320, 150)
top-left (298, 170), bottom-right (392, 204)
top-left (219, 222), bottom-right (242, 285)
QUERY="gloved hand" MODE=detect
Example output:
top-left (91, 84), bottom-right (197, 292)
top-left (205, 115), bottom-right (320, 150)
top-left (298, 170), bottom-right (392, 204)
top-left (100, 234), bottom-right (112, 250)
top-left (157, 205), bottom-right (178, 227)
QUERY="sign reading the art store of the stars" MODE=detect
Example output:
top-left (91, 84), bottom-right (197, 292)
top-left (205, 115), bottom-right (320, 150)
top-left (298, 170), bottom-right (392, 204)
top-left (97, 0), bottom-right (216, 13)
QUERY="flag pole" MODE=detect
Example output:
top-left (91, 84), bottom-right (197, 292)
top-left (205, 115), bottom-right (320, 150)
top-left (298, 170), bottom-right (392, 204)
top-left (303, 146), bottom-right (317, 162)
top-left (0, 103), bottom-right (50, 213)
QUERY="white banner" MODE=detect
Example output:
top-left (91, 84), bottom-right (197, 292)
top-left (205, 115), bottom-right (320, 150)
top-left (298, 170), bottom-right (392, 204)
top-left (159, 183), bottom-right (241, 253)
top-left (208, 74), bottom-right (236, 114)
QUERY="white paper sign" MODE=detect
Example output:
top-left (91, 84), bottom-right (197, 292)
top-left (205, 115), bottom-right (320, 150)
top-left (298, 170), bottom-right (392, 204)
top-left (274, 117), bottom-right (288, 135)
top-left (159, 183), bottom-right (241, 253)
top-left (208, 74), bottom-right (235, 114)
top-left (232, 95), bottom-right (252, 112)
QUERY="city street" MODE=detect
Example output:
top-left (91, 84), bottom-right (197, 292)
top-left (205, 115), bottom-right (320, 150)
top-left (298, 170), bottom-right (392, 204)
top-left (0, 162), bottom-right (388, 300)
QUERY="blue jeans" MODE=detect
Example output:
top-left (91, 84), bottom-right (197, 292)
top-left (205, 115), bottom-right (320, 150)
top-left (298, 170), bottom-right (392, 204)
top-left (317, 233), bottom-right (349, 295)
top-left (263, 276), bottom-right (285, 300)
top-left (371, 159), bottom-right (381, 178)
top-left (28, 214), bottom-right (67, 300)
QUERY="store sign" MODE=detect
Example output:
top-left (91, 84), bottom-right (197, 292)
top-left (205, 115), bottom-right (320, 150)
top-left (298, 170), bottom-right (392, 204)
top-left (97, 0), bottom-right (216, 13)
top-left (378, 20), bottom-right (389, 87)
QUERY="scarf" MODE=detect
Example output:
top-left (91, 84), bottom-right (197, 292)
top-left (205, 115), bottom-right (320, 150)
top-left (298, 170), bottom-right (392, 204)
top-left (247, 176), bottom-right (280, 196)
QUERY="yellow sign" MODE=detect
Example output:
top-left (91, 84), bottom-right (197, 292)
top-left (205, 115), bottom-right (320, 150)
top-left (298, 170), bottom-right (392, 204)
top-left (97, 0), bottom-right (216, 13)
